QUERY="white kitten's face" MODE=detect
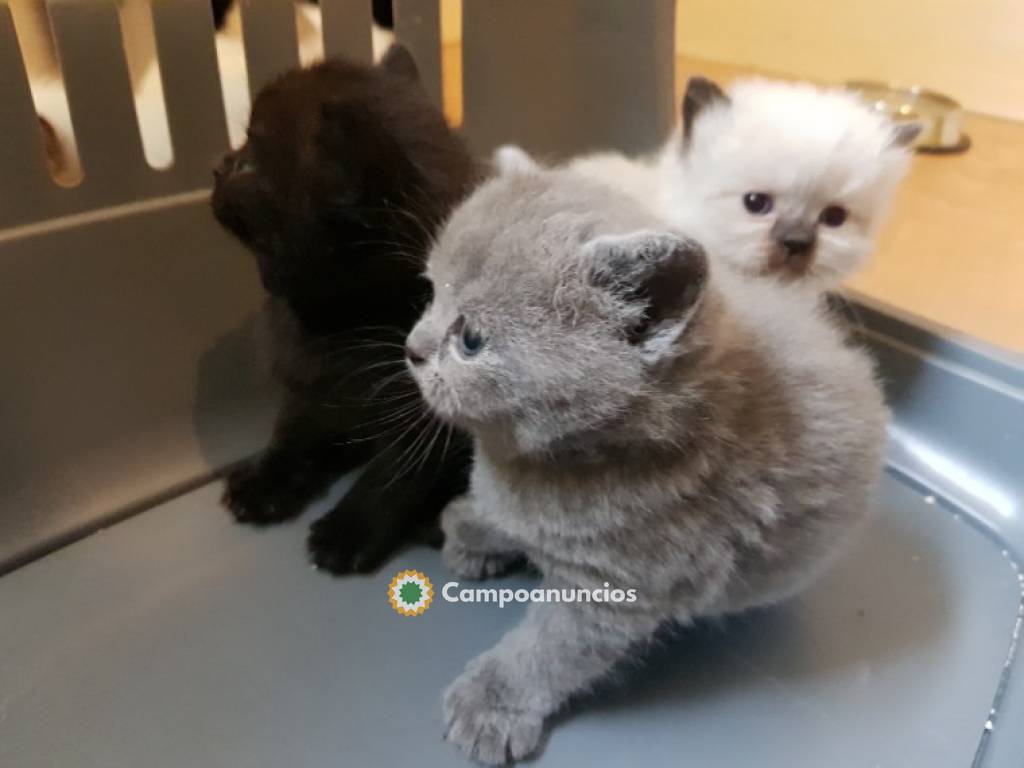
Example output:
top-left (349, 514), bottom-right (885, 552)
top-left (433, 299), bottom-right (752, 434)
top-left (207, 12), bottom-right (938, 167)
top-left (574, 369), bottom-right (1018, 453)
top-left (662, 79), bottom-right (914, 287)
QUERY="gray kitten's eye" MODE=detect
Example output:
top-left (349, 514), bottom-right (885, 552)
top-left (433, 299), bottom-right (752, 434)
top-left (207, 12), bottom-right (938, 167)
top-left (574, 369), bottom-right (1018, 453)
top-left (819, 205), bottom-right (848, 227)
top-left (742, 192), bottom-right (773, 215)
top-left (456, 318), bottom-right (486, 358)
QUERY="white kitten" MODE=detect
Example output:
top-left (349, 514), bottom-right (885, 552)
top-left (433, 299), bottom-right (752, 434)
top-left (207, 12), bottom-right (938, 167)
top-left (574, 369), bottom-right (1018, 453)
top-left (506, 76), bottom-right (919, 289)
top-left (662, 77), bottom-right (918, 286)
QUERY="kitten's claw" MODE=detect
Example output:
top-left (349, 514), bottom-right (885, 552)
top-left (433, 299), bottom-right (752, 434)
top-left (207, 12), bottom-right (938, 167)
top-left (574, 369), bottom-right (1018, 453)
top-left (221, 462), bottom-right (307, 525)
top-left (443, 661), bottom-right (545, 765)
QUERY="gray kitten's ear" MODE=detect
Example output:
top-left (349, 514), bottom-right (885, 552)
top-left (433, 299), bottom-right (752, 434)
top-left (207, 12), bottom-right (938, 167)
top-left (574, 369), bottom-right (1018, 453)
top-left (587, 231), bottom-right (708, 357)
top-left (380, 44), bottom-right (420, 83)
top-left (493, 144), bottom-right (539, 175)
top-left (888, 121), bottom-right (922, 149)
top-left (682, 76), bottom-right (729, 145)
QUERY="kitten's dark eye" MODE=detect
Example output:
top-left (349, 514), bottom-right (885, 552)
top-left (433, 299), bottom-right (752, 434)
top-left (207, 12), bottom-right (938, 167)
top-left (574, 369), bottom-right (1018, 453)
top-left (458, 320), bottom-right (486, 358)
top-left (819, 205), bottom-right (848, 227)
top-left (742, 192), bottom-right (773, 215)
top-left (237, 158), bottom-right (257, 174)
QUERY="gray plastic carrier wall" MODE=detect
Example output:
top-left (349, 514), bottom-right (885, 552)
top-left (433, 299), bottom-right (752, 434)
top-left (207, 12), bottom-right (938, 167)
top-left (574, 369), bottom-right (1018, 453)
top-left (1, 2), bottom-right (1021, 767)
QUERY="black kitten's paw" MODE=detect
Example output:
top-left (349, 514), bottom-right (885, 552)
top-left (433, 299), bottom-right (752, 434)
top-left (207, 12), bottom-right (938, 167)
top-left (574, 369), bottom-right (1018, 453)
top-left (221, 462), bottom-right (308, 526)
top-left (307, 515), bottom-right (394, 575)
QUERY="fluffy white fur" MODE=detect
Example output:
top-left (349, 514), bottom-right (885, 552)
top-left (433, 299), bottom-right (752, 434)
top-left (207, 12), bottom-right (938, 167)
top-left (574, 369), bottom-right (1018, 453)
top-left (516, 76), bottom-right (917, 290)
top-left (663, 78), bottom-right (916, 286)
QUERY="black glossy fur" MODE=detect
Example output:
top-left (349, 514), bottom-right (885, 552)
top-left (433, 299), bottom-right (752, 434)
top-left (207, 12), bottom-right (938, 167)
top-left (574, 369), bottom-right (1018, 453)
top-left (211, 48), bottom-right (477, 574)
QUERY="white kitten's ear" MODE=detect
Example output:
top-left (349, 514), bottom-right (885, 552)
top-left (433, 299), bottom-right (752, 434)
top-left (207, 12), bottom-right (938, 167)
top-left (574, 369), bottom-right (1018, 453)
top-left (493, 144), bottom-right (539, 175)
top-left (682, 76), bottom-right (729, 146)
top-left (888, 121), bottom-right (922, 149)
top-left (586, 231), bottom-right (708, 360)
top-left (380, 44), bottom-right (420, 83)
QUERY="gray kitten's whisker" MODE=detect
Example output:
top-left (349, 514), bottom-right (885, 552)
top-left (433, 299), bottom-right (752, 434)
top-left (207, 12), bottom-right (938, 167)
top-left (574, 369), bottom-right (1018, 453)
top-left (377, 411), bottom-right (437, 486)
top-left (383, 411), bottom-right (440, 487)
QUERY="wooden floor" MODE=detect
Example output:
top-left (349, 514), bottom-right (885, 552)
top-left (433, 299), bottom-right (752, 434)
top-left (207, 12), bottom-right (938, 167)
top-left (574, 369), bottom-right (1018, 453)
top-left (442, 46), bottom-right (1024, 356)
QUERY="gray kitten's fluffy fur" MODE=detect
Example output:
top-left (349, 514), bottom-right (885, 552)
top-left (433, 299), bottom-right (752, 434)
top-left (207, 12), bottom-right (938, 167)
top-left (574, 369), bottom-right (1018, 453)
top-left (406, 166), bottom-right (888, 764)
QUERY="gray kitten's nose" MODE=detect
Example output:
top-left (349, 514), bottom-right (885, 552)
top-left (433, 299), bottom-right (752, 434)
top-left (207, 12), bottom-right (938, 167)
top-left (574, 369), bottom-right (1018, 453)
top-left (405, 342), bottom-right (427, 366)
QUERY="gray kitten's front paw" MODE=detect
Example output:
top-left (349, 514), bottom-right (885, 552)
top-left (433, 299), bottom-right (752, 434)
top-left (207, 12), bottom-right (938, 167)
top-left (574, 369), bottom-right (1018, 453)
top-left (441, 496), bottom-right (524, 579)
top-left (442, 539), bottom-right (521, 580)
top-left (443, 661), bottom-right (545, 765)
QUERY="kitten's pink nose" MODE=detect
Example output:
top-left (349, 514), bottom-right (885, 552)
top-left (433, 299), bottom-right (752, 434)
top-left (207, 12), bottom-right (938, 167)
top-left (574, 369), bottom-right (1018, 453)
top-left (405, 342), bottom-right (428, 366)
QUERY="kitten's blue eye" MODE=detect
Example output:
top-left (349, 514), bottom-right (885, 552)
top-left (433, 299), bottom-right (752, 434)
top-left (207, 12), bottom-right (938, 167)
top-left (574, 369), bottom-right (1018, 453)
top-left (819, 205), bottom-right (848, 227)
top-left (742, 192), bottom-right (773, 215)
top-left (458, 320), bottom-right (485, 358)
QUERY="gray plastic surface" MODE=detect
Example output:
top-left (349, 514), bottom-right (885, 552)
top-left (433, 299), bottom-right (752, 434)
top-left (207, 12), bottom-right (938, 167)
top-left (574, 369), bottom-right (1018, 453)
top-left (0, 469), bottom-right (1020, 767)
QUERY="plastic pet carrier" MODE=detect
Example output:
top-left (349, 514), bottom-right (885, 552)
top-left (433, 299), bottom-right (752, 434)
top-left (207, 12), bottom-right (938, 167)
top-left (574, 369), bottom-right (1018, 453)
top-left (0, 2), bottom-right (1021, 766)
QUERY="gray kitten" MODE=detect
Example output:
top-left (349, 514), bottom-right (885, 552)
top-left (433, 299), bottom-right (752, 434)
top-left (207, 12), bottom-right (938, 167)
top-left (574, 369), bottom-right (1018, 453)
top-left (406, 166), bottom-right (888, 764)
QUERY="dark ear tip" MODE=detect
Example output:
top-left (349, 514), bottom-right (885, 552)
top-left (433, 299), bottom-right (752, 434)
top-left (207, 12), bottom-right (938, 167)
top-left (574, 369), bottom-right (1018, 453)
top-left (380, 43), bottom-right (420, 83)
top-left (685, 75), bottom-right (714, 93)
top-left (681, 76), bottom-right (728, 144)
top-left (684, 75), bottom-right (726, 102)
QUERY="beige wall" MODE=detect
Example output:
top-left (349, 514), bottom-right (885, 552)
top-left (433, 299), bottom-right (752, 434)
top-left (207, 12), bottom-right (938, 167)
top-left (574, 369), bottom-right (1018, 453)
top-left (675, 0), bottom-right (1024, 122)
top-left (443, 0), bottom-right (1023, 122)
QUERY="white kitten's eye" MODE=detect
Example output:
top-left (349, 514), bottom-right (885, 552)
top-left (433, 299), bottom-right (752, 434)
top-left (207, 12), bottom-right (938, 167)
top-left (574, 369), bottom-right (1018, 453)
top-left (742, 192), bottom-right (773, 215)
top-left (819, 205), bottom-right (848, 227)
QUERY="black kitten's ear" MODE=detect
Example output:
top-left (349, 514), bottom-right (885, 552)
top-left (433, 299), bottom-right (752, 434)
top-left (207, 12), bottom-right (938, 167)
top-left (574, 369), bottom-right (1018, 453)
top-left (682, 76), bottom-right (729, 146)
top-left (888, 121), bottom-right (922, 149)
top-left (586, 231), bottom-right (709, 359)
top-left (380, 44), bottom-right (420, 83)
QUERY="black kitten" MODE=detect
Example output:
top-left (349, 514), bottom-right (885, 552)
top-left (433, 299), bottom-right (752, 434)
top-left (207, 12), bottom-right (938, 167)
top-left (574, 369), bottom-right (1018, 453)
top-left (211, 46), bottom-right (477, 574)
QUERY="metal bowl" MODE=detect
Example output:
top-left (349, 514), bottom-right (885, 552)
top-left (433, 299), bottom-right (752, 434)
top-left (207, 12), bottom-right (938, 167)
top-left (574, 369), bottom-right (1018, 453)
top-left (846, 80), bottom-right (970, 154)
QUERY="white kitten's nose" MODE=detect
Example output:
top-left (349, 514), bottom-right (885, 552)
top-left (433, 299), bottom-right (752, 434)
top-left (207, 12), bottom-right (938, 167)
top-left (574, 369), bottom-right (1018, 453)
top-left (772, 219), bottom-right (816, 257)
top-left (782, 234), bottom-right (814, 255)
